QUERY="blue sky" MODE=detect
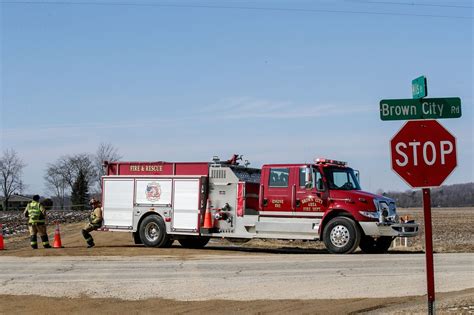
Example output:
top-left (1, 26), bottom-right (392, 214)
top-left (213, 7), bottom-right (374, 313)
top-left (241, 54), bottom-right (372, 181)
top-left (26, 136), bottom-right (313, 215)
top-left (1, 0), bottom-right (473, 195)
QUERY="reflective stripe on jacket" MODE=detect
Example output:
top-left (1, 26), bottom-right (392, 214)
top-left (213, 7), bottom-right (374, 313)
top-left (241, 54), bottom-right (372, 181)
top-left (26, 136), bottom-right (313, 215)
top-left (27, 201), bottom-right (45, 224)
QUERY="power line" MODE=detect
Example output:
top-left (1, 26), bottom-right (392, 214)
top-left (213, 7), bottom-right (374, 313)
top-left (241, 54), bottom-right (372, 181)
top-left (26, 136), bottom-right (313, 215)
top-left (348, 0), bottom-right (473, 9)
top-left (1, 1), bottom-right (472, 19)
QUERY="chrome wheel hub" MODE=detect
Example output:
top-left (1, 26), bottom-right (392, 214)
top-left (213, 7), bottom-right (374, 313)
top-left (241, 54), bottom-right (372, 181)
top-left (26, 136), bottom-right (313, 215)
top-left (145, 222), bottom-right (160, 242)
top-left (330, 225), bottom-right (350, 247)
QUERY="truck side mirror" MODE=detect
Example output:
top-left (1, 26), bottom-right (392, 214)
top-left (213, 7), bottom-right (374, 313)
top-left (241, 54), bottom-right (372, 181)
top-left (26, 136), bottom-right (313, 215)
top-left (354, 170), bottom-right (360, 183)
top-left (304, 167), bottom-right (313, 189)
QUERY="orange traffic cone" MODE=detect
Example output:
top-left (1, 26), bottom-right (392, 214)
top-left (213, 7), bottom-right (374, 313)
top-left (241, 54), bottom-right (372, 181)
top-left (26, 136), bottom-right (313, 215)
top-left (53, 223), bottom-right (63, 248)
top-left (203, 200), bottom-right (213, 229)
top-left (0, 224), bottom-right (5, 250)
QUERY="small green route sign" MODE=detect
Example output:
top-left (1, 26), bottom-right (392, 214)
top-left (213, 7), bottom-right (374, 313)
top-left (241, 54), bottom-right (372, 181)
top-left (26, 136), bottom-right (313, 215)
top-left (380, 97), bottom-right (462, 121)
top-left (412, 75), bottom-right (428, 99)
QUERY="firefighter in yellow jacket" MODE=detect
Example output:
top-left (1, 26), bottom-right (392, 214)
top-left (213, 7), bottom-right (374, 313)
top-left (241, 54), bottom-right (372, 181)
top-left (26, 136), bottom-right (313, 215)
top-left (24, 195), bottom-right (51, 249)
top-left (81, 198), bottom-right (103, 248)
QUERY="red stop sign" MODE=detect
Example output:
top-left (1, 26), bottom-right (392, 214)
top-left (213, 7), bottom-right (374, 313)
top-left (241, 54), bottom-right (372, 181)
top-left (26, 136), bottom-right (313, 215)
top-left (390, 120), bottom-right (457, 188)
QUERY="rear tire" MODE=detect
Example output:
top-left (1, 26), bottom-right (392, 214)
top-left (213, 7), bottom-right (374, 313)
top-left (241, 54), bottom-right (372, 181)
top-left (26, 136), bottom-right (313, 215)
top-left (139, 215), bottom-right (171, 248)
top-left (359, 236), bottom-right (393, 254)
top-left (178, 237), bottom-right (210, 249)
top-left (323, 217), bottom-right (361, 254)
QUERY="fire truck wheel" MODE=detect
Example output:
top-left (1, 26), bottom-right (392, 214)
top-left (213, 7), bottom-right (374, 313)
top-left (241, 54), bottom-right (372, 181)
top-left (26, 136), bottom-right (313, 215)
top-left (139, 215), bottom-right (171, 248)
top-left (178, 237), bottom-right (210, 249)
top-left (359, 236), bottom-right (393, 254)
top-left (323, 217), bottom-right (361, 254)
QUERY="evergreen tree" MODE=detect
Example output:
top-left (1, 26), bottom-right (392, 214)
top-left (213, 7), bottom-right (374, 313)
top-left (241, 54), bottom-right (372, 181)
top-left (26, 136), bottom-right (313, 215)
top-left (71, 169), bottom-right (89, 210)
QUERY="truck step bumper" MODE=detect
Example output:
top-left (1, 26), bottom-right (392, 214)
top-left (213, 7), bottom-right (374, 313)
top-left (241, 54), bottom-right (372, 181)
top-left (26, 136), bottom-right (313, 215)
top-left (359, 222), bottom-right (419, 237)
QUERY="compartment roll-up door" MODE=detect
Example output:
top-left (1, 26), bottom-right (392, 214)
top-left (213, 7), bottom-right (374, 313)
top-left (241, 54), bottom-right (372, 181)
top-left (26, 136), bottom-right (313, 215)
top-left (103, 179), bottom-right (134, 228)
top-left (172, 179), bottom-right (200, 231)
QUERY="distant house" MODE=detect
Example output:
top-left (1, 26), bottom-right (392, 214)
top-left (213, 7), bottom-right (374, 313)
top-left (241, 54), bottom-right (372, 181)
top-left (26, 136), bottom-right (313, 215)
top-left (0, 194), bottom-right (33, 211)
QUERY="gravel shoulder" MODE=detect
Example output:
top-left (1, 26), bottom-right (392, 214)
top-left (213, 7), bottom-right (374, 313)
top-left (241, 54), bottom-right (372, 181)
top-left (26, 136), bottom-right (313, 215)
top-left (0, 289), bottom-right (472, 315)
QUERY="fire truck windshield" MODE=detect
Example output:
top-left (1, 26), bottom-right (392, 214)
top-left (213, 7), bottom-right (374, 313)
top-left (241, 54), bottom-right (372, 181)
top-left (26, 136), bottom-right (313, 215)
top-left (323, 167), bottom-right (361, 191)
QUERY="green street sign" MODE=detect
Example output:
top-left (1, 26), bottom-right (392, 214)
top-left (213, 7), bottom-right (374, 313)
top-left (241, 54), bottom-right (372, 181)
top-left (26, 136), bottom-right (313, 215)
top-left (380, 97), bottom-right (462, 121)
top-left (412, 75), bottom-right (428, 99)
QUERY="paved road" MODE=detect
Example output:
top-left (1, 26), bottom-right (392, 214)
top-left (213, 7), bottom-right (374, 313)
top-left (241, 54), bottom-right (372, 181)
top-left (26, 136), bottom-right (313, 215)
top-left (0, 253), bottom-right (472, 301)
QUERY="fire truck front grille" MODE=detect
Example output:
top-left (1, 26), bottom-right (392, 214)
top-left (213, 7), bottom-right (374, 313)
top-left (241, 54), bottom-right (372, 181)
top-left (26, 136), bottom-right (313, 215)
top-left (211, 169), bottom-right (226, 179)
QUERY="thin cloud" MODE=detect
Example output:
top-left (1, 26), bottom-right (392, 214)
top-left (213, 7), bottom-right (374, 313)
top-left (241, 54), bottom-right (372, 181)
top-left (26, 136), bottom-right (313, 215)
top-left (2, 118), bottom-right (180, 136)
top-left (2, 97), bottom-right (372, 142)
top-left (200, 97), bottom-right (372, 119)
top-left (1, 116), bottom-right (197, 142)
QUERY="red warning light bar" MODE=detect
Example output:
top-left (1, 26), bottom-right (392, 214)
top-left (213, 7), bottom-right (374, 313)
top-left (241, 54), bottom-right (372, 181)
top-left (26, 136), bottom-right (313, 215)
top-left (315, 158), bottom-right (347, 166)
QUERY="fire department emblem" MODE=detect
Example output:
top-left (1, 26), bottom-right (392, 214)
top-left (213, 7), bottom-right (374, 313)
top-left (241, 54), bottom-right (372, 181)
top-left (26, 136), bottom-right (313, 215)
top-left (146, 182), bottom-right (161, 202)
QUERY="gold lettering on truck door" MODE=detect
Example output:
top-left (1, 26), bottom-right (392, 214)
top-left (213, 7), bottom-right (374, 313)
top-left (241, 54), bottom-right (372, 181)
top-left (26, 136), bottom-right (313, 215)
top-left (271, 199), bottom-right (284, 208)
top-left (301, 196), bottom-right (323, 211)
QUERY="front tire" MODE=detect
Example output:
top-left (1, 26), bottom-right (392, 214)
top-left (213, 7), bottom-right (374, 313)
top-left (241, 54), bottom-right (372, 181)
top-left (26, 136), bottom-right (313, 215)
top-left (323, 217), bottom-right (361, 254)
top-left (359, 236), bottom-right (393, 254)
top-left (139, 215), bottom-right (171, 248)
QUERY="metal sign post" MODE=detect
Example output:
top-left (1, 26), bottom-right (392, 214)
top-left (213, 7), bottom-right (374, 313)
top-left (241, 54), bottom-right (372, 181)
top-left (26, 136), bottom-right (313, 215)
top-left (422, 188), bottom-right (435, 314)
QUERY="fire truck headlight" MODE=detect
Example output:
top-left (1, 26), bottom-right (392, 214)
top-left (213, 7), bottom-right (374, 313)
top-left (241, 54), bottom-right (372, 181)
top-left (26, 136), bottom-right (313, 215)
top-left (359, 211), bottom-right (379, 219)
top-left (378, 202), bottom-right (389, 216)
top-left (376, 202), bottom-right (389, 222)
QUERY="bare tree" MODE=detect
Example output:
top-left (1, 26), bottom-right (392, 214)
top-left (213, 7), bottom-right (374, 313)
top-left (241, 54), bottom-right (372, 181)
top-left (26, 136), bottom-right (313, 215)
top-left (54, 153), bottom-right (96, 191)
top-left (94, 143), bottom-right (122, 191)
top-left (44, 153), bottom-right (96, 209)
top-left (44, 163), bottom-right (67, 210)
top-left (68, 153), bottom-right (96, 187)
top-left (0, 149), bottom-right (26, 211)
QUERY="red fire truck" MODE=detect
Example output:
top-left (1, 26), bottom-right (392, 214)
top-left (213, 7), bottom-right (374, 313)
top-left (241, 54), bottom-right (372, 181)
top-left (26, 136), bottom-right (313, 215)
top-left (101, 155), bottom-right (418, 254)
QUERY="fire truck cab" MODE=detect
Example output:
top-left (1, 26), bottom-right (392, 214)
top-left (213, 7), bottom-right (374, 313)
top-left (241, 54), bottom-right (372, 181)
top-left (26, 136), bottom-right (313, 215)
top-left (101, 155), bottom-right (418, 254)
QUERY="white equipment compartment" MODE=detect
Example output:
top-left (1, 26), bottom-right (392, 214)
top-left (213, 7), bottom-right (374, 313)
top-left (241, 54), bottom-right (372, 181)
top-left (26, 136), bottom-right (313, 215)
top-left (172, 179), bottom-right (200, 231)
top-left (103, 179), bottom-right (134, 228)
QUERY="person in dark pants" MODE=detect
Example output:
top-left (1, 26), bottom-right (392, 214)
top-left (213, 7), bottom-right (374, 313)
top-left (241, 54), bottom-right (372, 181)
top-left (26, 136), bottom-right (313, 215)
top-left (81, 198), bottom-right (103, 248)
top-left (24, 195), bottom-right (51, 249)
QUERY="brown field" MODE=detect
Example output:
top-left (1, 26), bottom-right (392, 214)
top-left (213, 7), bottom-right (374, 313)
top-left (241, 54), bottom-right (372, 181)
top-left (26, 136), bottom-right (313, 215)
top-left (397, 207), bottom-right (474, 253)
